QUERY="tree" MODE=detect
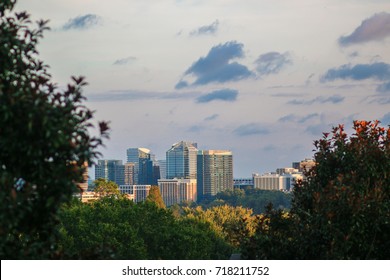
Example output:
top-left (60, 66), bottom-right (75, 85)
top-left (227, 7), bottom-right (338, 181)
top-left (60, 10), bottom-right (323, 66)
top-left (93, 178), bottom-right (121, 197)
top-left (183, 205), bottom-right (257, 248)
top-left (58, 197), bottom-right (232, 259)
top-left (146, 185), bottom-right (166, 209)
top-left (292, 120), bottom-right (390, 259)
top-left (242, 120), bottom-right (390, 259)
top-left (0, 1), bottom-right (108, 259)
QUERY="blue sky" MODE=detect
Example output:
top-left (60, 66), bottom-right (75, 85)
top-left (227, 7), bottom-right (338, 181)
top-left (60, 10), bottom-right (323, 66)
top-left (17, 0), bottom-right (390, 177)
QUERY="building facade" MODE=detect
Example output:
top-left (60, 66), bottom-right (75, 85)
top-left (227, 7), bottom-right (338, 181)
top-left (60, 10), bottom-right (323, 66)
top-left (166, 141), bottom-right (198, 180)
top-left (197, 150), bottom-right (233, 200)
top-left (94, 160), bottom-right (125, 185)
top-left (119, 185), bottom-right (151, 203)
top-left (158, 178), bottom-right (197, 207)
top-left (124, 162), bottom-right (135, 185)
top-left (253, 173), bottom-right (293, 191)
top-left (126, 148), bottom-right (158, 185)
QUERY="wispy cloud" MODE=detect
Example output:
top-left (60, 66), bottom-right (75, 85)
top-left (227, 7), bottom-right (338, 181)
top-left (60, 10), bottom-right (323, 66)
top-left (86, 90), bottom-right (196, 102)
top-left (62, 14), bottom-right (102, 30)
top-left (381, 112), bottom-right (390, 125)
top-left (254, 52), bottom-right (292, 76)
top-left (321, 62), bottom-right (390, 92)
top-left (288, 95), bottom-right (345, 105)
top-left (377, 81), bottom-right (390, 93)
top-left (204, 114), bottom-right (219, 121)
top-left (190, 20), bottom-right (219, 36)
top-left (321, 62), bottom-right (390, 82)
top-left (175, 41), bottom-right (253, 88)
top-left (278, 113), bottom-right (319, 123)
top-left (234, 123), bottom-right (270, 136)
top-left (305, 124), bottom-right (330, 136)
top-left (113, 56), bottom-right (136, 66)
top-left (196, 88), bottom-right (238, 103)
top-left (339, 12), bottom-right (390, 46)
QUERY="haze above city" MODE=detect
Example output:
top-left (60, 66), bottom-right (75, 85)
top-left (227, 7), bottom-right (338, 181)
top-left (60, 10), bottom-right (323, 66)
top-left (17, 0), bottom-right (390, 177)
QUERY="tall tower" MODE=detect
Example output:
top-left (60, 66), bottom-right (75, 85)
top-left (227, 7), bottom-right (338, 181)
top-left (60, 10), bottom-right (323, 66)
top-left (197, 150), bottom-right (233, 200)
top-left (126, 148), bottom-right (152, 184)
top-left (166, 141), bottom-right (198, 179)
top-left (94, 160), bottom-right (125, 185)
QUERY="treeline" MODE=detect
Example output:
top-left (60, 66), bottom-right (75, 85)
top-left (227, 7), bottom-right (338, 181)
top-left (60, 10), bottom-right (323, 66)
top-left (196, 188), bottom-right (292, 214)
top-left (57, 197), bottom-right (234, 259)
top-left (54, 184), bottom-right (290, 259)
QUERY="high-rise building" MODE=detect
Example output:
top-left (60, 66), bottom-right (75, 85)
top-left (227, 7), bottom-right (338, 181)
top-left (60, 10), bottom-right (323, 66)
top-left (157, 160), bottom-right (166, 179)
top-left (95, 160), bottom-right (125, 185)
top-left (126, 148), bottom-right (153, 184)
top-left (166, 141), bottom-right (198, 179)
top-left (124, 162), bottom-right (135, 185)
top-left (158, 179), bottom-right (197, 207)
top-left (253, 173), bottom-right (293, 191)
top-left (197, 150), bottom-right (233, 199)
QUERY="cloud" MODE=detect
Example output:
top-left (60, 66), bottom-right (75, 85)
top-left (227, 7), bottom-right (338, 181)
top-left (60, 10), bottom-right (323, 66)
top-left (288, 95), bottom-right (345, 105)
top-left (62, 14), bottom-right (102, 30)
top-left (175, 80), bottom-right (189, 89)
top-left (196, 89), bottom-right (238, 103)
top-left (187, 125), bottom-right (204, 133)
top-left (279, 113), bottom-right (319, 123)
top-left (234, 123), bottom-right (270, 136)
top-left (321, 62), bottom-right (390, 82)
top-left (305, 124), bottom-right (330, 136)
top-left (339, 12), bottom-right (390, 46)
top-left (321, 62), bottom-right (390, 92)
top-left (190, 20), bottom-right (219, 36)
top-left (113, 57), bottom-right (136, 66)
top-left (86, 90), bottom-right (197, 102)
top-left (204, 114), bottom-right (219, 121)
top-left (255, 52), bottom-right (292, 76)
top-left (377, 81), bottom-right (390, 93)
top-left (381, 113), bottom-right (390, 125)
top-left (175, 41), bottom-right (252, 88)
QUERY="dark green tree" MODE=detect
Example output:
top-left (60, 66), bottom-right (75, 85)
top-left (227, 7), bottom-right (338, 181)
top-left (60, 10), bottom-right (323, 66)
top-left (58, 197), bottom-right (232, 259)
top-left (0, 1), bottom-right (108, 259)
top-left (291, 120), bottom-right (390, 259)
top-left (93, 178), bottom-right (121, 197)
top-left (242, 120), bottom-right (390, 259)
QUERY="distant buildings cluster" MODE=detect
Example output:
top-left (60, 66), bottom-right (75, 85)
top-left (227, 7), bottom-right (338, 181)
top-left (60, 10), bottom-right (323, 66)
top-left (80, 141), bottom-right (315, 206)
top-left (91, 141), bottom-right (233, 206)
top-left (235, 158), bottom-right (316, 192)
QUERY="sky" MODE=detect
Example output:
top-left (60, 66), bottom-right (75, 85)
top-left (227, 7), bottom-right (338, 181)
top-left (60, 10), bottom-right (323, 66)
top-left (16, 0), bottom-right (390, 177)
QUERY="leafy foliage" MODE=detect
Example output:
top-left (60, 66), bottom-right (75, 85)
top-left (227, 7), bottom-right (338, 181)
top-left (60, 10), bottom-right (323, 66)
top-left (0, 2), bottom-right (108, 259)
top-left (93, 178), bottom-right (121, 197)
top-left (58, 197), bottom-right (232, 259)
top-left (146, 185), bottom-right (166, 209)
top-left (199, 188), bottom-right (291, 214)
top-left (183, 205), bottom-right (257, 248)
top-left (242, 121), bottom-right (390, 259)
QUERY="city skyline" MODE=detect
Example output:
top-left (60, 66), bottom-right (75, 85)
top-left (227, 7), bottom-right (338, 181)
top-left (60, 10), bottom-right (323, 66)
top-left (16, 0), bottom-right (390, 177)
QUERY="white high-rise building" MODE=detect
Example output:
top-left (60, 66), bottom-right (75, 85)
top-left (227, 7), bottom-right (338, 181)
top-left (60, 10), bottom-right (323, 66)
top-left (158, 179), bottom-right (197, 207)
top-left (253, 173), bottom-right (294, 191)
